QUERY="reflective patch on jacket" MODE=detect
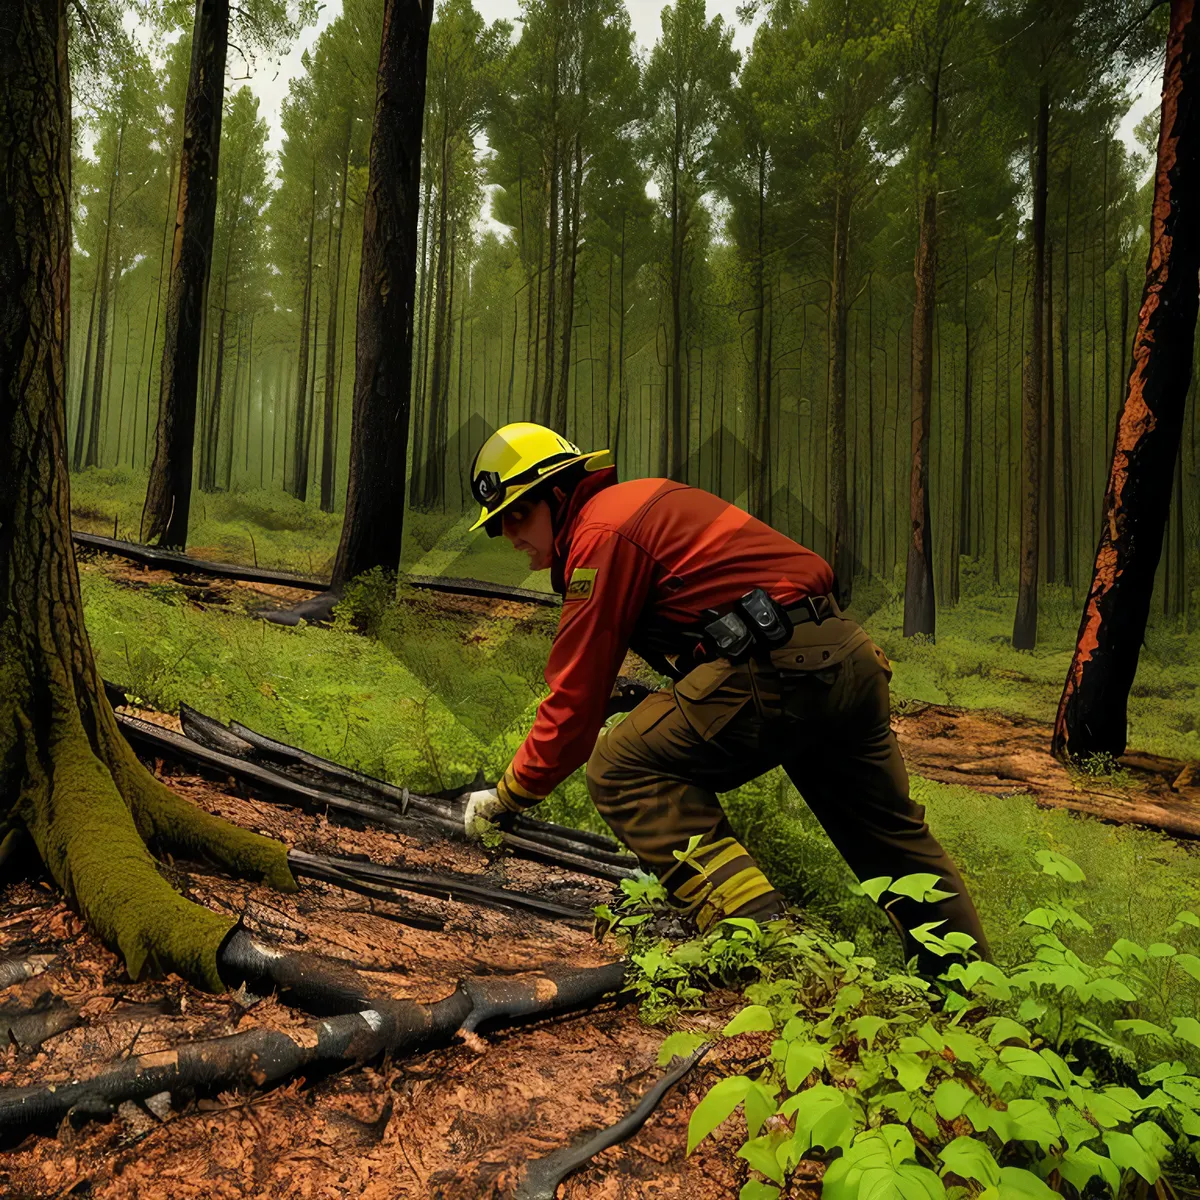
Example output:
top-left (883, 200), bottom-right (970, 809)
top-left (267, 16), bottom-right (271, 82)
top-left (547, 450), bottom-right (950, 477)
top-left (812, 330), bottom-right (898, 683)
top-left (565, 567), bottom-right (597, 602)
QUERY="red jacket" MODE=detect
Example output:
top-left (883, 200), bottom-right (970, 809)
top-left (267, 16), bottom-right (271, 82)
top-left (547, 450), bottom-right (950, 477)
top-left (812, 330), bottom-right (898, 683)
top-left (500, 468), bottom-right (834, 806)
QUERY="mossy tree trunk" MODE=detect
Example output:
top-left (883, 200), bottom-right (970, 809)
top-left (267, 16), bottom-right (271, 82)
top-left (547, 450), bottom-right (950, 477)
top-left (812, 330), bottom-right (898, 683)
top-left (1, 0), bottom-right (295, 993)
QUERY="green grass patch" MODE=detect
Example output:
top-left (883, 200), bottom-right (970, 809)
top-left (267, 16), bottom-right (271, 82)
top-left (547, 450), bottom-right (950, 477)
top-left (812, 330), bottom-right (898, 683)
top-left (69, 467), bottom-right (551, 590)
top-left (82, 566), bottom-right (1200, 981)
top-left (862, 580), bottom-right (1200, 763)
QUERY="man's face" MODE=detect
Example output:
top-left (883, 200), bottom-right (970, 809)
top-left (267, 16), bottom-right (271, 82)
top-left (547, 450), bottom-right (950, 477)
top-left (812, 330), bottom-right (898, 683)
top-left (502, 497), bottom-right (554, 570)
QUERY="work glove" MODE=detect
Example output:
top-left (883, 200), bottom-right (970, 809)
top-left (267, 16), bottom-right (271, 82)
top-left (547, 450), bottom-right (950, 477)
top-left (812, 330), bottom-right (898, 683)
top-left (463, 787), bottom-right (515, 841)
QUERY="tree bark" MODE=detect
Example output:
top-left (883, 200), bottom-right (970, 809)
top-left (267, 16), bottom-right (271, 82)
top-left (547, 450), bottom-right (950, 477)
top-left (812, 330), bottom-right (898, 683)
top-left (142, 0), bottom-right (230, 547)
top-left (1, 0), bottom-right (293, 992)
top-left (1053, 0), bottom-right (1199, 759)
top-left (72, 268), bottom-right (99, 471)
top-left (290, 167), bottom-right (318, 501)
top-left (85, 120), bottom-right (124, 471)
top-left (320, 121), bottom-right (352, 514)
top-left (1013, 83), bottom-right (1049, 650)
top-left (144, 152), bottom-right (179, 470)
top-left (959, 243), bottom-right (973, 559)
top-left (904, 189), bottom-right (937, 637)
top-left (331, 0), bottom-right (434, 589)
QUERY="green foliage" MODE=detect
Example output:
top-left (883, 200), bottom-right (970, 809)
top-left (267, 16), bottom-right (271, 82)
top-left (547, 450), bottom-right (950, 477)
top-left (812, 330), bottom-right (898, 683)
top-left (602, 861), bottom-right (1200, 1197)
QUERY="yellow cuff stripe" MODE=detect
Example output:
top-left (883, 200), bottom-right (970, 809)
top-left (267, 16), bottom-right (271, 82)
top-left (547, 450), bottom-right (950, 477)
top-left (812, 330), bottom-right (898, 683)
top-left (497, 766), bottom-right (545, 812)
top-left (696, 868), bottom-right (777, 932)
top-left (672, 843), bottom-right (753, 901)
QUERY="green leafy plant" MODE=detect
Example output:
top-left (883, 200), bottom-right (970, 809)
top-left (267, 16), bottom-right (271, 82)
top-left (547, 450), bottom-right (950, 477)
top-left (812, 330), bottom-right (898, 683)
top-left (633, 862), bottom-right (1200, 1198)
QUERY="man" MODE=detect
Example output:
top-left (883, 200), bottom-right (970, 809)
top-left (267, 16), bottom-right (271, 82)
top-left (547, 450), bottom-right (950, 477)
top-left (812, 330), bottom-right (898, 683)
top-left (461, 422), bottom-right (990, 975)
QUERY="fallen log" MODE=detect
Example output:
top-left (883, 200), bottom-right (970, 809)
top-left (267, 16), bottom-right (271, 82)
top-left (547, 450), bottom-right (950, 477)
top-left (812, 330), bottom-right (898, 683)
top-left (0, 956), bottom-right (56, 991)
top-left (71, 531), bottom-right (559, 608)
top-left (1, 994), bottom-right (80, 1052)
top-left (514, 1045), bottom-right (710, 1200)
top-left (0, 960), bottom-right (630, 1143)
top-left (113, 708), bottom-right (630, 886)
top-left (223, 713), bottom-right (627, 857)
top-left (287, 850), bottom-right (593, 925)
top-left (110, 711), bottom-right (606, 921)
top-left (172, 702), bottom-right (634, 879)
top-left (217, 927), bottom-right (392, 1016)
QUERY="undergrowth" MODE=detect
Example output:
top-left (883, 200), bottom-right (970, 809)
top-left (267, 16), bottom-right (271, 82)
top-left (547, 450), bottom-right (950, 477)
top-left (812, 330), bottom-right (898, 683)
top-left (860, 571), bottom-right (1200, 763)
top-left (599, 854), bottom-right (1200, 1199)
top-left (80, 564), bottom-right (1200, 980)
top-left (69, 467), bottom-right (550, 589)
top-left (71, 472), bottom-right (1200, 758)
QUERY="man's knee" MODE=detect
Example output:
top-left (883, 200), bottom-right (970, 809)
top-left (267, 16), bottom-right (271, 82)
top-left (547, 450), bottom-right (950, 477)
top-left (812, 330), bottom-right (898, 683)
top-left (585, 740), bottom-right (620, 811)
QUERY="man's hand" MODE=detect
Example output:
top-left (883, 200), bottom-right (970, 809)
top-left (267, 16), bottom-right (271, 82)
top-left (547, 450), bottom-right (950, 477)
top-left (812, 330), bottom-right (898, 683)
top-left (463, 788), bottom-right (514, 841)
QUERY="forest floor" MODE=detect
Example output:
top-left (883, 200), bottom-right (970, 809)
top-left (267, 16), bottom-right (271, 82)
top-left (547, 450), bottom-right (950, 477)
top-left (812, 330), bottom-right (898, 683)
top-left (0, 755), bottom-right (776, 1199)
top-left (7, 535), bottom-right (1200, 1197)
top-left (77, 547), bottom-right (1200, 844)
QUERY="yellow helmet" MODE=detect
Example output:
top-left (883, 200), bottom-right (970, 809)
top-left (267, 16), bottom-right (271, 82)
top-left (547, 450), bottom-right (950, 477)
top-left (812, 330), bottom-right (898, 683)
top-left (468, 422), bottom-right (612, 536)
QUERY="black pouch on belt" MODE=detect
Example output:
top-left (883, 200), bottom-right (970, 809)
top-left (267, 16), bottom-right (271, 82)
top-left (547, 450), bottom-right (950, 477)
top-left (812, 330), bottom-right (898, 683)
top-left (700, 588), bottom-right (793, 663)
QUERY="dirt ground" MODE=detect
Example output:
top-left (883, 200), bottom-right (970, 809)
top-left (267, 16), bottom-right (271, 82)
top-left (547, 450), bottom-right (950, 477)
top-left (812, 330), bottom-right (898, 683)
top-left (892, 703), bottom-right (1200, 840)
top-left (0, 758), bottom-right (804, 1200)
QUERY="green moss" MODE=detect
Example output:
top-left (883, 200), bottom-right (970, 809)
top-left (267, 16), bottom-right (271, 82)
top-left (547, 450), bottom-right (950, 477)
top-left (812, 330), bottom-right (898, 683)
top-left (124, 761), bottom-right (297, 895)
top-left (18, 719), bottom-right (234, 992)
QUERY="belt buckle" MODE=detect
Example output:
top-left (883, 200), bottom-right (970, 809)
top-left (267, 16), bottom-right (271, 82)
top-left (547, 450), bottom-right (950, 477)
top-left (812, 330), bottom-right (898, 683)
top-left (804, 595), bottom-right (824, 625)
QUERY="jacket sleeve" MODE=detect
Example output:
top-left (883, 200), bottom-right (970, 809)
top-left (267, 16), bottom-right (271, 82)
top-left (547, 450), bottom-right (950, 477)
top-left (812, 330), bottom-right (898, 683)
top-left (497, 525), bottom-right (656, 810)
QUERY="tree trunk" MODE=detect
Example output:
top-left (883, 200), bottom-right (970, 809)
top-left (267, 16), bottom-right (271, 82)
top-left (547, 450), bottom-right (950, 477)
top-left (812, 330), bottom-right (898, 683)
top-left (553, 128), bottom-right (583, 433)
top-left (72, 268), bottom-right (99, 471)
top-left (331, 0), bottom-right (434, 589)
top-left (243, 313), bottom-right (254, 477)
top-left (420, 127), bottom-right (452, 510)
top-left (142, 0), bottom-right (230, 547)
top-left (320, 122), bottom-right (352, 514)
top-left (1, 0), bottom-right (293, 993)
top-left (752, 153), bottom-right (769, 521)
top-left (539, 72), bottom-right (561, 428)
top-left (144, 151), bottom-right (179, 469)
top-left (667, 151), bottom-right (685, 479)
top-left (408, 166), bottom-right (435, 507)
top-left (1013, 83), bottom-right (1049, 650)
top-left (1044, 239), bottom-right (1057, 584)
top-left (904, 187), bottom-right (937, 637)
top-left (85, 120), bottom-right (124, 471)
top-left (202, 307), bottom-right (227, 492)
top-left (116, 308), bottom-right (133, 465)
top-left (290, 167), bottom-right (318, 501)
top-left (1061, 164), bottom-right (1074, 589)
top-left (224, 315), bottom-right (243, 489)
top-left (959, 243), bottom-right (973, 559)
top-left (1053, 0), bottom-right (1199, 759)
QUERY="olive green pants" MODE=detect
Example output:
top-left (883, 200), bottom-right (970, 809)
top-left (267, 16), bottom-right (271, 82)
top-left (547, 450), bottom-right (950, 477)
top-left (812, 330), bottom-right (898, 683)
top-left (586, 613), bottom-right (991, 972)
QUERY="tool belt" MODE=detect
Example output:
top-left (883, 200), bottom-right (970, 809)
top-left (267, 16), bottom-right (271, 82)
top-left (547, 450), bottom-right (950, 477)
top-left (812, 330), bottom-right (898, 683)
top-left (699, 589), bottom-right (841, 664)
top-left (629, 591), bottom-right (843, 678)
